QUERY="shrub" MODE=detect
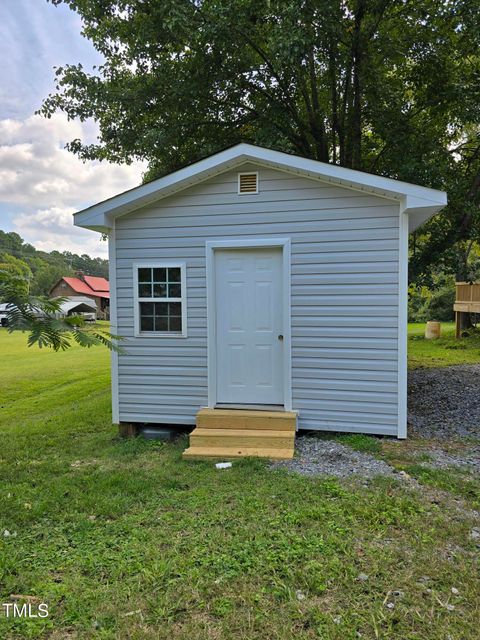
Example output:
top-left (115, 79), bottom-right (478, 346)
top-left (424, 285), bottom-right (456, 321)
top-left (408, 278), bottom-right (456, 322)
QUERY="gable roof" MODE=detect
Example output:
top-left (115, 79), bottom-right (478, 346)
top-left (57, 276), bottom-right (110, 299)
top-left (74, 143), bottom-right (447, 233)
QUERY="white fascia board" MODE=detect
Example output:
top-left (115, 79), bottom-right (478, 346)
top-left (245, 145), bottom-right (447, 205)
top-left (74, 147), bottom-right (251, 231)
top-left (404, 193), bottom-right (448, 232)
top-left (73, 143), bottom-right (448, 231)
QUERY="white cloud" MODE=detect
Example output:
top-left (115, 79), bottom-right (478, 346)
top-left (14, 206), bottom-right (109, 256)
top-left (0, 113), bottom-right (146, 256)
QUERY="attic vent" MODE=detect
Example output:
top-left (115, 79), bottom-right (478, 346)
top-left (238, 172), bottom-right (258, 194)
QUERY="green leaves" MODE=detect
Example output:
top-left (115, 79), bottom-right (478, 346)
top-left (4, 300), bottom-right (123, 353)
top-left (41, 1), bottom-right (477, 172)
top-left (0, 263), bottom-right (122, 353)
top-left (41, 1), bottom-right (480, 278)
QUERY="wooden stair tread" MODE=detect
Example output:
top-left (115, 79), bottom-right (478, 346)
top-left (182, 446), bottom-right (294, 460)
top-left (184, 408), bottom-right (297, 460)
top-left (192, 428), bottom-right (294, 438)
top-left (198, 408), bottom-right (297, 419)
top-left (197, 408), bottom-right (297, 431)
top-left (189, 426), bottom-right (295, 452)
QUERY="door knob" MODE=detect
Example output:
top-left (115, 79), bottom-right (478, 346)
top-left (278, 334), bottom-right (284, 341)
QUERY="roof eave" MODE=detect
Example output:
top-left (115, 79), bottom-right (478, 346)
top-left (404, 193), bottom-right (448, 232)
top-left (74, 149), bottom-right (252, 231)
top-left (73, 143), bottom-right (448, 232)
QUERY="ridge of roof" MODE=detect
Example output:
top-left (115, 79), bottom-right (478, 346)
top-left (73, 143), bottom-right (447, 233)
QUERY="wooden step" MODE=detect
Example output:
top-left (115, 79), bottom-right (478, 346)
top-left (190, 428), bottom-right (295, 450)
top-left (182, 445), bottom-right (294, 460)
top-left (196, 408), bottom-right (297, 431)
top-left (183, 409), bottom-right (297, 460)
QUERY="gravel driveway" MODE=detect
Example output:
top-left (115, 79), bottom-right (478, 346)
top-left (408, 364), bottom-right (480, 439)
top-left (272, 365), bottom-right (480, 478)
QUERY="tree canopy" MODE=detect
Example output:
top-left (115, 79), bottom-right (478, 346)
top-left (41, 0), bottom-right (480, 281)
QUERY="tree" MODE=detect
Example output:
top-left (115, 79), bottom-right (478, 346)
top-left (30, 263), bottom-right (72, 297)
top-left (0, 253), bottom-right (32, 296)
top-left (41, 0), bottom-right (480, 279)
top-left (410, 129), bottom-right (480, 283)
top-left (0, 256), bottom-right (120, 351)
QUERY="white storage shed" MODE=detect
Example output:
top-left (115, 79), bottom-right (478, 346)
top-left (74, 144), bottom-right (446, 454)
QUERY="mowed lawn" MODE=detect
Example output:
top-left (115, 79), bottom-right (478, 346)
top-left (1, 328), bottom-right (479, 639)
top-left (408, 322), bottom-right (480, 369)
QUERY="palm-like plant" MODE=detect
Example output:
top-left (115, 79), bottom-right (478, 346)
top-left (0, 258), bottom-right (121, 352)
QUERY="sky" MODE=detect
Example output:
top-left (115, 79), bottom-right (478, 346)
top-left (0, 0), bottom-right (145, 257)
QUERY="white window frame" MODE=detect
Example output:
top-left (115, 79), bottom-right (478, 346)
top-left (133, 261), bottom-right (187, 338)
top-left (237, 171), bottom-right (259, 195)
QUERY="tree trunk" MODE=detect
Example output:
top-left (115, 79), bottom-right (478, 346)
top-left (455, 240), bottom-right (475, 282)
top-left (459, 311), bottom-right (473, 331)
top-left (350, 1), bottom-right (366, 169)
top-left (328, 44), bottom-right (339, 164)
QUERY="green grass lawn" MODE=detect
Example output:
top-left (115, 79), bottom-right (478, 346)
top-left (1, 328), bottom-right (479, 639)
top-left (408, 322), bottom-right (480, 368)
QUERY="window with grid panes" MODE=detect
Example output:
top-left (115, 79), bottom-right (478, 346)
top-left (136, 265), bottom-right (184, 334)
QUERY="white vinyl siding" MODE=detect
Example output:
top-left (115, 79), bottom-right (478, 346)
top-left (115, 163), bottom-right (401, 435)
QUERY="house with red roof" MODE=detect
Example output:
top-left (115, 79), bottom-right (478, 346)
top-left (50, 272), bottom-right (110, 319)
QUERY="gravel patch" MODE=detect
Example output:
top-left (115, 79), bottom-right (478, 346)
top-left (408, 365), bottom-right (480, 439)
top-left (272, 437), bottom-right (396, 478)
top-left (272, 365), bottom-right (480, 479)
top-left (416, 447), bottom-right (480, 473)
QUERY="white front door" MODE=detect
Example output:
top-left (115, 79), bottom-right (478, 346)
top-left (215, 247), bottom-right (284, 405)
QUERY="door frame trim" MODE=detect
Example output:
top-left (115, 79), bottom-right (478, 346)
top-left (206, 238), bottom-right (292, 411)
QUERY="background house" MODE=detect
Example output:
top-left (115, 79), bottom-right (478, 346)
top-left (50, 272), bottom-right (110, 319)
